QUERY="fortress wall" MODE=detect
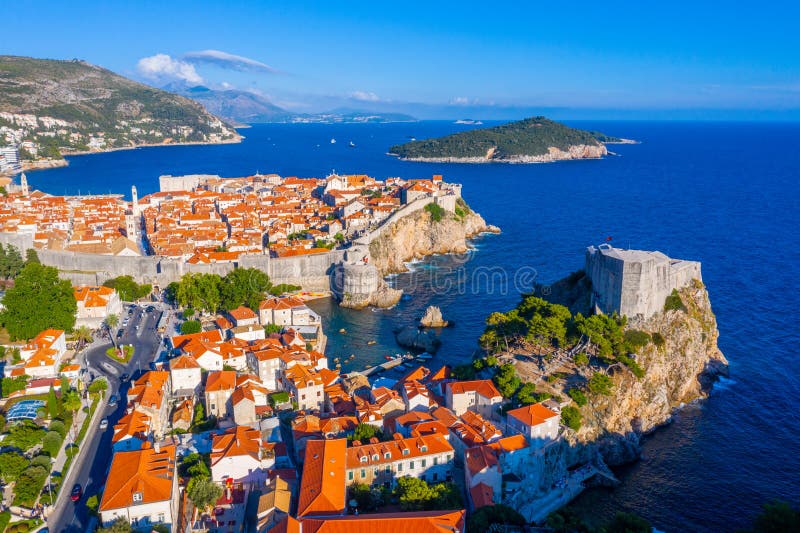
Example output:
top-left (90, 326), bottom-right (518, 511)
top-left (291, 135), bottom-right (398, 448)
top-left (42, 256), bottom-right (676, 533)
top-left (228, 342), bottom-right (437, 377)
top-left (332, 262), bottom-right (380, 299)
top-left (266, 250), bottom-right (345, 291)
top-left (585, 248), bottom-right (624, 315)
top-left (586, 246), bottom-right (702, 319)
top-left (0, 232), bottom-right (33, 251)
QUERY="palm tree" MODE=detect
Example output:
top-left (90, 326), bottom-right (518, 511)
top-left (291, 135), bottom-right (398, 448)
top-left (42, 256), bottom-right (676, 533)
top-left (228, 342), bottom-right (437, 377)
top-left (105, 314), bottom-right (119, 347)
top-left (62, 389), bottom-right (82, 440)
top-left (74, 325), bottom-right (93, 348)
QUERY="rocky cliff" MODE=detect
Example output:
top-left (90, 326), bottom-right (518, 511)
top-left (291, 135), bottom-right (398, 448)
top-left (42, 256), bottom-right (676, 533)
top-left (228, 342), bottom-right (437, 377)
top-left (396, 143), bottom-right (607, 164)
top-left (367, 202), bottom-right (499, 275)
top-left (563, 282), bottom-right (728, 466)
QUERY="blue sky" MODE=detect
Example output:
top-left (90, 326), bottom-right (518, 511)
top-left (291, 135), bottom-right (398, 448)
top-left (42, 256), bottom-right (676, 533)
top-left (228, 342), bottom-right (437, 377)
top-left (3, 1), bottom-right (799, 119)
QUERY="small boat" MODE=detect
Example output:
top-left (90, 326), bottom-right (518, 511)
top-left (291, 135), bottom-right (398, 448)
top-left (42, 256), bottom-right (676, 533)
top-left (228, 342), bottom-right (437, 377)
top-left (348, 141), bottom-right (356, 148)
top-left (384, 355), bottom-right (394, 361)
top-left (349, 354), bottom-right (356, 359)
top-left (333, 357), bottom-right (340, 363)
top-left (339, 328), bottom-right (347, 334)
top-left (330, 138), bottom-right (337, 144)
top-left (367, 340), bottom-right (376, 345)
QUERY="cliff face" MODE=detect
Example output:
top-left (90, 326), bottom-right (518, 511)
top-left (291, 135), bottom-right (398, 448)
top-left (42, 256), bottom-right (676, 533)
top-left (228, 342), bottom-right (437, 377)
top-left (398, 143), bottom-right (607, 164)
top-left (565, 282), bottom-right (728, 466)
top-left (367, 205), bottom-right (498, 275)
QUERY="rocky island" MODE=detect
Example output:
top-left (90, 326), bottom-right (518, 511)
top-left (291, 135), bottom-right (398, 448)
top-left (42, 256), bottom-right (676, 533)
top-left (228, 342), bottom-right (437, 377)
top-left (389, 116), bottom-right (633, 163)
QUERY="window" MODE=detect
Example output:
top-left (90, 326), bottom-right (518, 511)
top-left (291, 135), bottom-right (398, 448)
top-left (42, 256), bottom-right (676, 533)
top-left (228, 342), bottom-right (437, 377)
top-left (361, 469), bottom-right (366, 478)
top-left (421, 459), bottom-right (426, 468)
top-left (434, 457), bottom-right (438, 465)
top-left (372, 454), bottom-right (379, 461)
top-left (317, 391), bottom-right (321, 397)
top-left (210, 404), bottom-right (216, 411)
top-left (360, 456), bottom-right (368, 463)
top-left (301, 394), bottom-right (306, 400)
top-left (132, 492), bottom-right (143, 503)
top-left (409, 461), bottom-right (415, 469)
top-left (158, 513), bottom-right (165, 523)
top-left (384, 452), bottom-right (391, 459)
top-left (420, 445), bottom-right (427, 452)
top-left (398, 462), bottom-right (403, 472)
top-left (402, 449), bottom-right (409, 456)
top-left (385, 465), bottom-right (391, 473)
top-left (373, 467), bottom-right (378, 475)
top-left (348, 471), bottom-right (353, 481)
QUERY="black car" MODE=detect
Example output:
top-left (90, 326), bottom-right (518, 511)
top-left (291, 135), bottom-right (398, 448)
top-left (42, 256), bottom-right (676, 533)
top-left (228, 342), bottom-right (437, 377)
top-left (116, 330), bottom-right (123, 339)
top-left (146, 306), bottom-right (155, 312)
top-left (120, 373), bottom-right (130, 382)
top-left (70, 483), bottom-right (82, 502)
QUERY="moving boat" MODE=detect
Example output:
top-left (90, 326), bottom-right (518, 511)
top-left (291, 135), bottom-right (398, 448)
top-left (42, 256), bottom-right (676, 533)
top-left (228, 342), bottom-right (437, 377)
top-left (330, 138), bottom-right (337, 144)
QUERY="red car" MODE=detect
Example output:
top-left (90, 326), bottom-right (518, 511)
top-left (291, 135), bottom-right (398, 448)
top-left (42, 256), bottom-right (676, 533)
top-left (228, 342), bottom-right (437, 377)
top-left (70, 484), bottom-right (82, 502)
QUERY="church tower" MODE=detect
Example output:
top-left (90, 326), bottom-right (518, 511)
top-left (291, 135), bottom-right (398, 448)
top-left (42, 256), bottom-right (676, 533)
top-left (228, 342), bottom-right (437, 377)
top-left (131, 185), bottom-right (139, 216)
top-left (20, 173), bottom-right (28, 196)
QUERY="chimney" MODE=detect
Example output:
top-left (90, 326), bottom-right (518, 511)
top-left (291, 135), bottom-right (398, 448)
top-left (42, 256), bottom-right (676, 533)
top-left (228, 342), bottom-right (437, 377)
top-left (154, 440), bottom-right (160, 453)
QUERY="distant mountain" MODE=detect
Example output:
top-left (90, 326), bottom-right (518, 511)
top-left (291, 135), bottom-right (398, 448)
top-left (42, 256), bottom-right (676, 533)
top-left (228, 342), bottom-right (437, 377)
top-left (167, 86), bottom-right (417, 124)
top-left (0, 55), bottom-right (239, 161)
top-left (169, 85), bottom-right (293, 125)
top-left (389, 116), bottom-right (626, 164)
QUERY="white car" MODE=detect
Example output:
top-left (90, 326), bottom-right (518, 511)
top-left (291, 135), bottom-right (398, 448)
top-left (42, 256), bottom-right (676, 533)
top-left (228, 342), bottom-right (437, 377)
top-left (99, 418), bottom-right (108, 430)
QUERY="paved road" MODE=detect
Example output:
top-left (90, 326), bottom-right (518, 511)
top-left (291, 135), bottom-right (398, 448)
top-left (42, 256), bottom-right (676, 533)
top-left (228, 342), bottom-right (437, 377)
top-left (46, 305), bottom-right (165, 533)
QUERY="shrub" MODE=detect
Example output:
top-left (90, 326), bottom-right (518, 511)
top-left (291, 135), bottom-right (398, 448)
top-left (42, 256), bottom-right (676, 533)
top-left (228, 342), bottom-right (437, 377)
top-left (264, 323), bottom-right (282, 335)
top-left (588, 372), bottom-right (614, 396)
top-left (468, 504), bottom-right (526, 532)
top-left (618, 354), bottom-right (645, 379)
top-left (561, 406), bottom-right (582, 431)
top-left (86, 494), bottom-right (99, 515)
top-left (573, 352), bottom-right (589, 366)
top-left (424, 202), bottom-right (446, 222)
top-left (567, 388), bottom-right (588, 406)
top-left (664, 289), bottom-right (687, 312)
top-left (180, 320), bottom-right (202, 334)
top-left (624, 329), bottom-right (651, 350)
top-left (42, 431), bottom-right (63, 457)
top-left (651, 332), bottom-right (665, 347)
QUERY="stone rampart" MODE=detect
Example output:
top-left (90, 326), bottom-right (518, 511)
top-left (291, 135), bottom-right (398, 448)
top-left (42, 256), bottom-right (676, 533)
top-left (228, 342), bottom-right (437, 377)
top-left (585, 244), bottom-right (702, 319)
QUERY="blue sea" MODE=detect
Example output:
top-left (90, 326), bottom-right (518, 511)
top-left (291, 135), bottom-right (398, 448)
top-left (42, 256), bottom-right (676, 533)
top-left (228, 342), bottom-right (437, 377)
top-left (24, 121), bottom-right (800, 531)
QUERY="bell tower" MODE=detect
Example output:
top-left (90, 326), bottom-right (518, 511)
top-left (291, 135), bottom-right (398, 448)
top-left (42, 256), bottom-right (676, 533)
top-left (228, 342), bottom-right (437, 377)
top-left (20, 173), bottom-right (29, 196)
top-left (131, 185), bottom-right (139, 216)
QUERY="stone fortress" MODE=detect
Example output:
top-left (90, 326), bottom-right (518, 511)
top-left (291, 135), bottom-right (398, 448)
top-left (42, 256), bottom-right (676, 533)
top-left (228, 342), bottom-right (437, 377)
top-left (585, 244), bottom-right (702, 319)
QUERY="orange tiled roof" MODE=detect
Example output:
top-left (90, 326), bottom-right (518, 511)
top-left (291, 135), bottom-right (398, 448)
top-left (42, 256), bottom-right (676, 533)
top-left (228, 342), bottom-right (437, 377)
top-left (293, 509), bottom-right (466, 532)
top-left (297, 439), bottom-right (347, 517)
top-left (205, 370), bottom-right (237, 392)
top-left (506, 402), bottom-right (559, 427)
top-left (211, 425), bottom-right (263, 465)
top-left (99, 444), bottom-right (176, 511)
top-left (446, 379), bottom-right (502, 399)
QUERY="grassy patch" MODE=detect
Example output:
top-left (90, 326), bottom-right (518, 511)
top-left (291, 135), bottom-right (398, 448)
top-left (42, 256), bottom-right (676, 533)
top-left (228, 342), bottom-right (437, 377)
top-left (105, 345), bottom-right (134, 363)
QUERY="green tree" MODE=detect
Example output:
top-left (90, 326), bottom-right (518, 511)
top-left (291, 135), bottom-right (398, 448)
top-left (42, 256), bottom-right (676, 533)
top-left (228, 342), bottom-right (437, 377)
top-left (493, 363), bottom-right (521, 398)
top-left (180, 452), bottom-right (211, 478)
top-left (176, 272), bottom-right (222, 313)
top-left (73, 325), bottom-right (94, 345)
top-left (42, 430), bottom-right (63, 457)
top-left (568, 388), bottom-right (588, 406)
top-left (516, 382), bottom-right (545, 406)
top-left (348, 423), bottom-right (384, 443)
top-left (744, 500), bottom-right (800, 533)
top-left (62, 389), bottom-right (82, 436)
top-left (219, 268), bottom-right (271, 311)
top-left (12, 464), bottom-right (49, 507)
top-left (468, 504), bottom-right (526, 532)
top-left (48, 420), bottom-right (67, 438)
top-left (349, 482), bottom-right (380, 511)
top-left (0, 452), bottom-right (29, 482)
top-left (5, 421), bottom-right (46, 451)
top-left (2, 375), bottom-right (29, 397)
top-left (0, 244), bottom-right (25, 280)
top-left (1, 262), bottom-right (77, 340)
top-left (588, 373), bottom-right (614, 396)
top-left (573, 352), bottom-right (589, 366)
top-left (47, 385), bottom-right (59, 418)
top-left (561, 405), bottom-right (582, 431)
top-left (87, 378), bottom-right (108, 395)
top-left (103, 275), bottom-right (152, 302)
top-left (603, 511), bottom-right (652, 533)
top-left (187, 476), bottom-right (223, 512)
top-left (25, 248), bottom-right (39, 264)
top-left (264, 323), bottom-right (281, 335)
top-left (395, 477), bottom-right (437, 511)
top-left (664, 289), bottom-right (686, 312)
top-left (180, 320), bottom-right (202, 335)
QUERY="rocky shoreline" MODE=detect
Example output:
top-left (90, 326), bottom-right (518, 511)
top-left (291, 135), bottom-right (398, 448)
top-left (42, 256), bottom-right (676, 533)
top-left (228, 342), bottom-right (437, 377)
top-left (391, 143), bottom-right (608, 164)
top-left (367, 201), bottom-right (499, 276)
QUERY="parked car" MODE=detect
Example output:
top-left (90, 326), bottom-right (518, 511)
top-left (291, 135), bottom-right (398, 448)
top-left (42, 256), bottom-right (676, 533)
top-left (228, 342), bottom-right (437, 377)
top-left (99, 418), bottom-right (108, 430)
top-left (108, 394), bottom-right (118, 408)
top-left (120, 373), bottom-right (130, 382)
top-left (70, 484), bottom-right (82, 502)
top-left (116, 330), bottom-right (123, 339)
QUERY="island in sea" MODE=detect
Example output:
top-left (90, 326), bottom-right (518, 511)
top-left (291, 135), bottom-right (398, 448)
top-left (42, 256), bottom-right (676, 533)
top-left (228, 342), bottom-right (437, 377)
top-left (389, 116), bottom-right (636, 163)
top-left (0, 55), bottom-right (240, 173)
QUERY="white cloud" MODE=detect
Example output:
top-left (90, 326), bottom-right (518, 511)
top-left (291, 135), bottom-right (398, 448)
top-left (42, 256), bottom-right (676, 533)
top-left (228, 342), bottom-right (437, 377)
top-left (349, 91), bottom-right (381, 102)
top-left (449, 96), bottom-right (474, 106)
top-left (137, 54), bottom-right (204, 84)
top-left (183, 49), bottom-right (278, 73)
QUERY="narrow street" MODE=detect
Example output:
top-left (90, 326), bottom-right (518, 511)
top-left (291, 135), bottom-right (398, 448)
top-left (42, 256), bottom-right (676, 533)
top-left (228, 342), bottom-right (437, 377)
top-left (45, 305), bottom-right (165, 533)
